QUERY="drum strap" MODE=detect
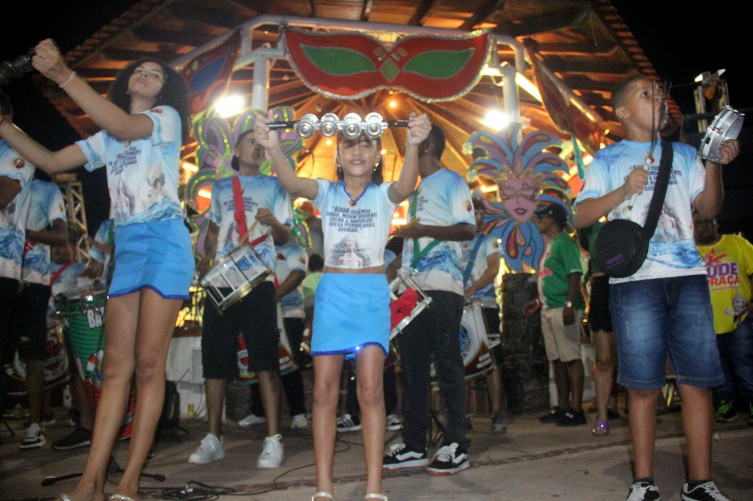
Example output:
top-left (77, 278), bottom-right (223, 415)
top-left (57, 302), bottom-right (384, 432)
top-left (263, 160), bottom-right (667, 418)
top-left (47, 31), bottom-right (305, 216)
top-left (408, 189), bottom-right (441, 268)
top-left (51, 261), bottom-right (74, 286)
top-left (232, 176), bottom-right (270, 248)
top-left (232, 176), bottom-right (250, 244)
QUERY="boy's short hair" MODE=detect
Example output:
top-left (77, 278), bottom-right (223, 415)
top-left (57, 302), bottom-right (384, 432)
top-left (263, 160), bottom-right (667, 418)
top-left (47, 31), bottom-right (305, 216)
top-left (610, 74), bottom-right (647, 114)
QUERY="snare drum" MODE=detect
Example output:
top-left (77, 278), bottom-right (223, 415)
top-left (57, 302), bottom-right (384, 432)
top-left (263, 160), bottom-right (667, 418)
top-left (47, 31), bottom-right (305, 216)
top-left (429, 301), bottom-right (495, 381)
top-left (56, 287), bottom-right (107, 385)
top-left (389, 270), bottom-right (433, 339)
top-left (56, 286), bottom-right (134, 439)
top-left (200, 243), bottom-right (272, 313)
top-left (459, 301), bottom-right (495, 380)
top-left (699, 105), bottom-right (745, 163)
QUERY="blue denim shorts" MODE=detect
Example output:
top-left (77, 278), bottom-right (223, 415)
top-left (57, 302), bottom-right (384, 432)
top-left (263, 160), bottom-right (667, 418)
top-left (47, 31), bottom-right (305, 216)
top-left (609, 275), bottom-right (723, 390)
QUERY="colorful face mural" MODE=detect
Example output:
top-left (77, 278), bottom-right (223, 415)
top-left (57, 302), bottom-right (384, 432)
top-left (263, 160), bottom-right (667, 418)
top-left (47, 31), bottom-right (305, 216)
top-left (466, 124), bottom-right (572, 272)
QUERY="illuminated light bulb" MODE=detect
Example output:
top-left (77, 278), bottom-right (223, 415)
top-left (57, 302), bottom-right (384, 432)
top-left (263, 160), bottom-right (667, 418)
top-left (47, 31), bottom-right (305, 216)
top-left (483, 109), bottom-right (510, 131)
top-left (214, 95), bottom-right (244, 117)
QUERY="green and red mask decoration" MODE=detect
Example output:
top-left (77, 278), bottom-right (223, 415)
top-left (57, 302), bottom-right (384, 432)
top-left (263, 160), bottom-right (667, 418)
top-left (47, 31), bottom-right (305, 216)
top-left (284, 28), bottom-right (490, 101)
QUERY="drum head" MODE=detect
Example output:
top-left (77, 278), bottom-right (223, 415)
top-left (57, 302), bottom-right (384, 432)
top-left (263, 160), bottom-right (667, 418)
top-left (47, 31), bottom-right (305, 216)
top-left (699, 106), bottom-right (745, 163)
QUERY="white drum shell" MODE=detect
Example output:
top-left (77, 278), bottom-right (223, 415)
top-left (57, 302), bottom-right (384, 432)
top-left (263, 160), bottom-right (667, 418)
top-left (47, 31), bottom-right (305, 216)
top-left (200, 244), bottom-right (271, 313)
top-left (699, 106), bottom-right (744, 163)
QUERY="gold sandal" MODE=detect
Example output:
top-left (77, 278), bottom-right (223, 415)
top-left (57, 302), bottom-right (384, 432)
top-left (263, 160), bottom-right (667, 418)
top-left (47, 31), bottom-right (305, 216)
top-left (312, 492), bottom-right (334, 501)
top-left (110, 495), bottom-right (136, 501)
top-left (365, 494), bottom-right (388, 501)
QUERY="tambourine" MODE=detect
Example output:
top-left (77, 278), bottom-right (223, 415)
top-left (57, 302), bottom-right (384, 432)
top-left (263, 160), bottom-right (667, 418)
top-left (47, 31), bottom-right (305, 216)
top-left (699, 106), bottom-right (745, 163)
top-left (268, 112), bottom-right (409, 139)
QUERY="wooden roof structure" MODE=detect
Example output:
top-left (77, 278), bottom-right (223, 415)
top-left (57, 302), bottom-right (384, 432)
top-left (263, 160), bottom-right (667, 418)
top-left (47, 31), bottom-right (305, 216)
top-left (35, 0), bottom-right (677, 186)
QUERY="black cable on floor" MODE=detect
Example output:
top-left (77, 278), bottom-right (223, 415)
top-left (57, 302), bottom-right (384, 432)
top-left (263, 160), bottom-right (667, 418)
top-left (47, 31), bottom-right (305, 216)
top-left (148, 480), bottom-right (238, 500)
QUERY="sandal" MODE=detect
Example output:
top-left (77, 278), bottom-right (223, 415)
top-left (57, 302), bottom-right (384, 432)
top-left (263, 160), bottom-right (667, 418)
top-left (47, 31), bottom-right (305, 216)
top-left (365, 494), bottom-right (388, 500)
top-left (312, 492), bottom-right (334, 501)
top-left (59, 494), bottom-right (73, 501)
top-left (591, 421), bottom-right (609, 436)
top-left (110, 495), bottom-right (137, 501)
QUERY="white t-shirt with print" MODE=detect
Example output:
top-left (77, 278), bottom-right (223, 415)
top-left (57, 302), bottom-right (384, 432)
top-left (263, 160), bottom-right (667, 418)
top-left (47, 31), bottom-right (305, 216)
top-left (208, 173), bottom-right (293, 284)
top-left (460, 232), bottom-right (503, 308)
top-left (575, 140), bottom-right (706, 283)
top-left (275, 242), bottom-right (309, 318)
top-left (312, 179), bottom-right (398, 270)
top-left (400, 168), bottom-right (475, 295)
top-left (0, 140), bottom-right (35, 281)
top-left (77, 105), bottom-right (184, 227)
top-left (23, 180), bottom-right (67, 285)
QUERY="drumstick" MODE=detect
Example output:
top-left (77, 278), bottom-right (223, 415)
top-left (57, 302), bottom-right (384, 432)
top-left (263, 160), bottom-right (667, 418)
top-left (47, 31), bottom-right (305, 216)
top-left (627, 81), bottom-right (665, 210)
top-left (238, 219), bottom-right (259, 246)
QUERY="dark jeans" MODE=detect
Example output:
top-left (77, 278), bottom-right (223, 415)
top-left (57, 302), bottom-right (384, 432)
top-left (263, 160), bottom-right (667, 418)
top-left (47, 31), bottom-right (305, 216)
top-left (713, 317), bottom-right (753, 406)
top-left (397, 290), bottom-right (469, 452)
top-left (0, 277), bottom-right (21, 411)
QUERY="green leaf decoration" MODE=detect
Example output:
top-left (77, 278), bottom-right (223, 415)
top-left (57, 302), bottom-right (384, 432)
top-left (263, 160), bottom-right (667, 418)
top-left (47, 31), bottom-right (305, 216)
top-left (403, 49), bottom-right (475, 78)
top-left (301, 45), bottom-right (377, 75)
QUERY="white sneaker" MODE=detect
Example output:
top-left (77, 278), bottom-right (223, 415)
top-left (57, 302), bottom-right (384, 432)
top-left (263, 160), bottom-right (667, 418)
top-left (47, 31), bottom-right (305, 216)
top-left (291, 413), bottom-right (308, 430)
top-left (188, 433), bottom-right (225, 464)
top-left (385, 414), bottom-right (402, 431)
top-left (238, 413), bottom-right (267, 428)
top-left (20, 423), bottom-right (46, 450)
top-left (257, 434), bottom-right (284, 468)
top-left (336, 413), bottom-right (361, 432)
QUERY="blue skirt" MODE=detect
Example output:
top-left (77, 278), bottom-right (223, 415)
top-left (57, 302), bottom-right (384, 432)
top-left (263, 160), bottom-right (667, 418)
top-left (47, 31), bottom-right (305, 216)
top-left (109, 218), bottom-right (195, 299)
top-left (312, 273), bottom-right (390, 358)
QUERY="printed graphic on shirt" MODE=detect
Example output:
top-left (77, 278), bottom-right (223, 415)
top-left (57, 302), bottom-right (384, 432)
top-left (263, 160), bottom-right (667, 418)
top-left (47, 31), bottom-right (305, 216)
top-left (23, 180), bottom-right (67, 285)
top-left (698, 235), bottom-right (753, 333)
top-left (77, 106), bottom-right (184, 227)
top-left (575, 140), bottom-right (705, 282)
top-left (313, 180), bottom-right (397, 270)
top-left (209, 174), bottom-right (293, 281)
top-left (1, 140), bottom-right (35, 280)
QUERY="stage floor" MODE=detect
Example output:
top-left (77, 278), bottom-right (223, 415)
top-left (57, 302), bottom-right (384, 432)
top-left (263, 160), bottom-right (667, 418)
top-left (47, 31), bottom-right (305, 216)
top-left (2, 398), bottom-right (752, 500)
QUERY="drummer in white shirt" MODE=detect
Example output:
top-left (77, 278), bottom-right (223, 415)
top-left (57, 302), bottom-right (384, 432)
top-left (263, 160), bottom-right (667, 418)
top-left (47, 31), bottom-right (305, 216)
top-left (190, 126), bottom-right (293, 468)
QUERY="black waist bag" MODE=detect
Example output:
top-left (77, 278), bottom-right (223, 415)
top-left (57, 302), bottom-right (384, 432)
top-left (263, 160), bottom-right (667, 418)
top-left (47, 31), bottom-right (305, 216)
top-left (593, 141), bottom-right (673, 278)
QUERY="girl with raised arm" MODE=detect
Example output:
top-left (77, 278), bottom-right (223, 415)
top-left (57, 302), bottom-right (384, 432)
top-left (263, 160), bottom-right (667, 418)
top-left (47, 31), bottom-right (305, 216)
top-left (255, 111), bottom-right (430, 501)
top-left (0, 39), bottom-right (194, 501)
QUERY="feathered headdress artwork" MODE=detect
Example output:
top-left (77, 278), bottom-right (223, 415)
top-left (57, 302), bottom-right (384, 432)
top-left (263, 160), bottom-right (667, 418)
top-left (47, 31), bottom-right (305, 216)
top-left (184, 107), bottom-right (304, 253)
top-left (466, 124), bottom-right (572, 272)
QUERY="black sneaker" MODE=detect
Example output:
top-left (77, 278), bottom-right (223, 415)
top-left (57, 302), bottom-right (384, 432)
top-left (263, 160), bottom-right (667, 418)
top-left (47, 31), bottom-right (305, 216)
top-left (681, 481), bottom-right (730, 500)
top-left (557, 409), bottom-right (586, 426)
top-left (426, 443), bottom-right (469, 476)
top-left (382, 443), bottom-right (428, 470)
top-left (626, 481), bottom-right (661, 501)
top-left (52, 427), bottom-right (92, 450)
top-left (539, 406), bottom-right (566, 423)
top-left (714, 401), bottom-right (737, 423)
